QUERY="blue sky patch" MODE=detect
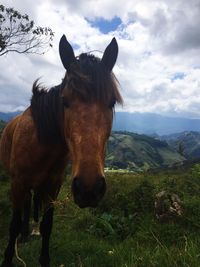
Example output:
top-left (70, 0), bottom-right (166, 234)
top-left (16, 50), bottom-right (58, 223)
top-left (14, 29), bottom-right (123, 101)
top-left (171, 72), bottom-right (186, 81)
top-left (72, 43), bottom-right (80, 50)
top-left (87, 16), bottom-right (122, 34)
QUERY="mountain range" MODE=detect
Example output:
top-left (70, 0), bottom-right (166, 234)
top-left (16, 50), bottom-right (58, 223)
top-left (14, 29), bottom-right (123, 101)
top-left (112, 112), bottom-right (200, 135)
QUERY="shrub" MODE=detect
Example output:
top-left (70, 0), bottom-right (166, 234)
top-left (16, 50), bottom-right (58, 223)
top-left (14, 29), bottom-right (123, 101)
top-left (131, 179), bottom-right (155, 213)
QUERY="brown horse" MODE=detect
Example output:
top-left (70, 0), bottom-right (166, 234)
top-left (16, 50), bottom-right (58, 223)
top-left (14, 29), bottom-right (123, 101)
top-left (0, 35), bottom-right (122, 267)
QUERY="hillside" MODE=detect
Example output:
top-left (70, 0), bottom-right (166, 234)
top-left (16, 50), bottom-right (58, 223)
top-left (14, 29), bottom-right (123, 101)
top-left (0, 120), bottom-right (6, 128)
top-left (0, 111), bottom-right (21, 122)
top-left (0, 120), bottom-right (6, 135)
top-left (106, 132), bottom-right (185, 171)
top-left (162, 131), bottom-right (200, 160)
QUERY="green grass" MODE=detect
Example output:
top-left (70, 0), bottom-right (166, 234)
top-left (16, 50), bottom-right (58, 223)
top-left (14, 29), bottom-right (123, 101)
top-left (1, 165), bottom-right (200, 266)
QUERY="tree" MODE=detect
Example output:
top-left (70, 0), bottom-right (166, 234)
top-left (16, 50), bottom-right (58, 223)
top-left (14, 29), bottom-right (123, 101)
top-left (0, 5), bottom-right (54, 56)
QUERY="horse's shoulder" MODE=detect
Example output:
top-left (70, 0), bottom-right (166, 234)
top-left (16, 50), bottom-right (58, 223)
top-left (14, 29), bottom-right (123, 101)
top-left (19, 107), bottom-right (34, 125)
top-left (10, 107), bottom-right (36, 137)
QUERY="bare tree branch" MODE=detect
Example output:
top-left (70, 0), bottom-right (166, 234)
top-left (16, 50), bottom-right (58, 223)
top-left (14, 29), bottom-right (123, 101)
top-left (0, 4), bottom-right (54, 56)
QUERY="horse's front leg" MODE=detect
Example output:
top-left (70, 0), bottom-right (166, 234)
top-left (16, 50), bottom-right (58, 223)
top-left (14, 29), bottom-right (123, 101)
top-left (0, 210), bottom-right (22, 267)
top-left (33, 191), bottom-right (40, 223)
top-left (20, 191), bottom-right (32, 242)
top-left (39, 205), bottom-right (54, 267)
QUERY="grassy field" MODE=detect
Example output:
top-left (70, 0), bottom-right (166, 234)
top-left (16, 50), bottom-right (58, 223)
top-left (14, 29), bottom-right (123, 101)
top-left (1, 165), bottom-right (200, 267)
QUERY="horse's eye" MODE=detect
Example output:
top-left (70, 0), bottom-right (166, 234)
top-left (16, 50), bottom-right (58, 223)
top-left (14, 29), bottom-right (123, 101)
top-left (109, 100), bottom-right (116, 109)
top-left (62, 97), bottom-right (70, 108)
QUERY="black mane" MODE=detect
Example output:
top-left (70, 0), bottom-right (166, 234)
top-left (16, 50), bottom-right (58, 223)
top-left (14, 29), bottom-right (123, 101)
top-left (30, 53), bottom-right (123, 144)
top-left (31, 81), bottom-right (64, 144)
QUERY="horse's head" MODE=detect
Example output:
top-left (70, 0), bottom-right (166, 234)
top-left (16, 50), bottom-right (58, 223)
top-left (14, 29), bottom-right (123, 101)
top-left (59, 35), bottom-right (122, 208)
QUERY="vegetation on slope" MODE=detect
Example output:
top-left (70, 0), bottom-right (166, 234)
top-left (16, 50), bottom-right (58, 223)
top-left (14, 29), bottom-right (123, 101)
top-left (106, 132), bottom-right (185, 171)
top-left (162, 131), bottom-right (200, 160)
top-left (0, 120), bottom-right (6, 135)
top-left (1, 164), bottom-right (200, 266)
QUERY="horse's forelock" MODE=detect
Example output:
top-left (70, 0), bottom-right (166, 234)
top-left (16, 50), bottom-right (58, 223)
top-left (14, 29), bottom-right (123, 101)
top-left (64, 53), bottom-right (123, 106)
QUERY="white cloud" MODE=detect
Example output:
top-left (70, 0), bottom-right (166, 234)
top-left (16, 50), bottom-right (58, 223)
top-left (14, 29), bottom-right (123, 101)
top-left (1, 0), bottom-right (200, 118)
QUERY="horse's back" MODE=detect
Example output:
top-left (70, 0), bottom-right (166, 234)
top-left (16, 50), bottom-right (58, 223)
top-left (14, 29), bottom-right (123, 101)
top-left (0, 108), bottom-right (44, 174)
top-left (0, 108), bottom-right (68, 192)
top-left (0, 114), bottom-right (21, 171)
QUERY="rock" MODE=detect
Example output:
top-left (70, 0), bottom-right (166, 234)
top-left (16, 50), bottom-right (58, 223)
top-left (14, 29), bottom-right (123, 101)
top-left (31, 221), bottom-right (40, 236)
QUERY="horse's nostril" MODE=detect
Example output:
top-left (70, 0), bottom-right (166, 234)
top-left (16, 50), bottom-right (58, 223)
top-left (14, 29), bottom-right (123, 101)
top-left (96, 176), bottom-right (106, 195)
top-left (72, 176), bottom-right (106, 208)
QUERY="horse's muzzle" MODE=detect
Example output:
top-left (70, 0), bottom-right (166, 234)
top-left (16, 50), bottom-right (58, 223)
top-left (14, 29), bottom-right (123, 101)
top-left (72, 176), bottom-right (106, 208)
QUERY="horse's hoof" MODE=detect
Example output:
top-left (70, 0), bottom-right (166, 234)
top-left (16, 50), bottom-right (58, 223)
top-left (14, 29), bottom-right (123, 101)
top-left (39, 259), bottom-right (50, 267)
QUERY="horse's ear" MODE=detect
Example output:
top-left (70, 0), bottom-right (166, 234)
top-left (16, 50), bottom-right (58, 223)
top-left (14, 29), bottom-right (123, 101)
top-left (101, 37), bottom-right (118, 72)
top-left (59, 35), bottom-right (76, 71)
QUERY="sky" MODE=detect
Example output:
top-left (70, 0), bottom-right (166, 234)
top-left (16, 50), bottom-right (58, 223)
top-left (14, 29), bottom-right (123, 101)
top-left (1, 0), bottom-right (200, 118)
